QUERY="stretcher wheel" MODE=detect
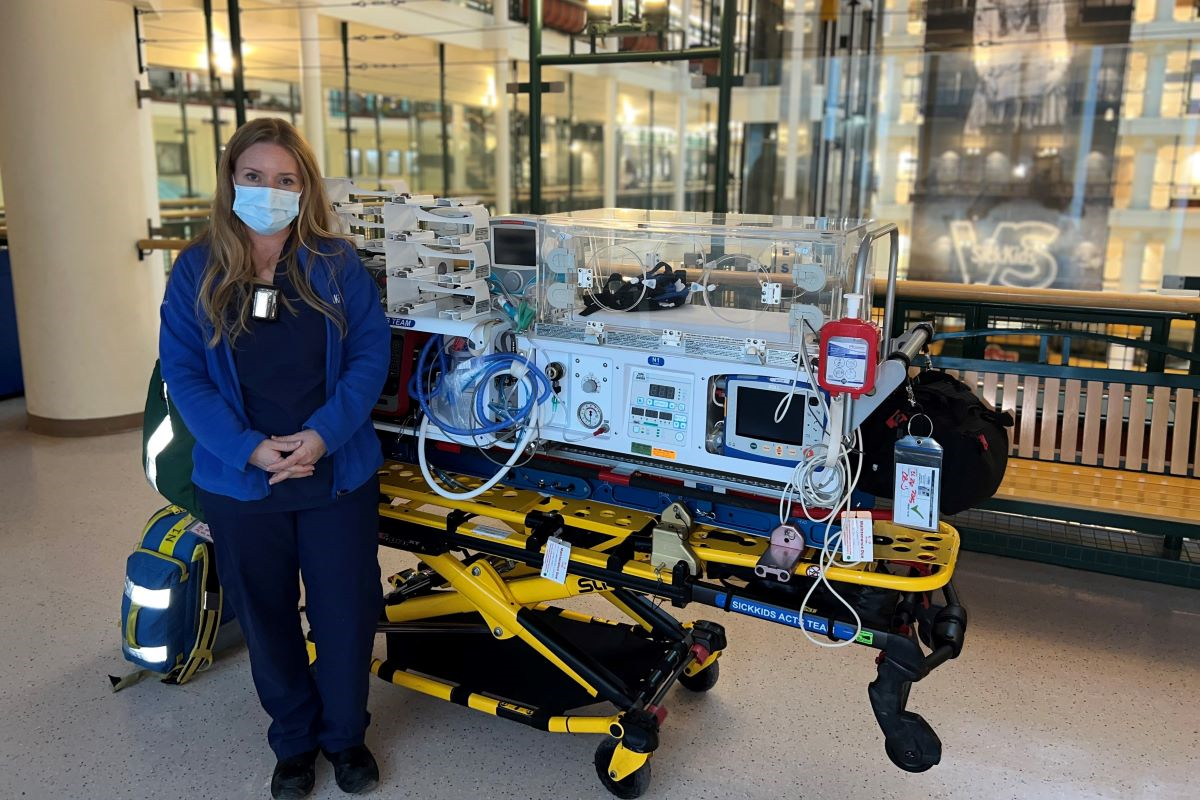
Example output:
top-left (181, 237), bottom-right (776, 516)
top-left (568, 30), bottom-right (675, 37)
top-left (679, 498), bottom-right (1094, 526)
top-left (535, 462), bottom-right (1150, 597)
top-left (677, 660), bottom-right (719, 692)
top-left (594, 738), bottom-right (652, 799)
top-left (884, 727), bottom-right (940, 773)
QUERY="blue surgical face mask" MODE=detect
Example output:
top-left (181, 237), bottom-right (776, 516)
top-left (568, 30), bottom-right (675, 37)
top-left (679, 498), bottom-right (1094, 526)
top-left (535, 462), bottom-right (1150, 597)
top-left (232, 184), bottom-right (301, 235)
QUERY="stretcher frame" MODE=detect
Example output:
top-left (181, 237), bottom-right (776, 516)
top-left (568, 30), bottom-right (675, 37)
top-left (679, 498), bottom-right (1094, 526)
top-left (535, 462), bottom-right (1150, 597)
top-left (369, 461), bottom-right (967, 796)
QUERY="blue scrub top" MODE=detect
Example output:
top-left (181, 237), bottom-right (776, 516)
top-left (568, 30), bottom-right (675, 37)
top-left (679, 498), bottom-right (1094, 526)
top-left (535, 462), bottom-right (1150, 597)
top-left (208, 266), bottom-right (333, 512)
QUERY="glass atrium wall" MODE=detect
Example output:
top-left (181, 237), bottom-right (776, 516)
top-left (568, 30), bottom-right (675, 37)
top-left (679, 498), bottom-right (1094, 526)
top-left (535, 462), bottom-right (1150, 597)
top-left (132, 0), bottom-right (1200, 295)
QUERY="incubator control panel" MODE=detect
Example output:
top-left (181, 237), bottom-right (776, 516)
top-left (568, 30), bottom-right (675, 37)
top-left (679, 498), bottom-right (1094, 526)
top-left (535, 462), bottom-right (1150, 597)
top-left (533, 345), bottom-right (821, 485)
top-left (626, 370), bottom-right (691, 447)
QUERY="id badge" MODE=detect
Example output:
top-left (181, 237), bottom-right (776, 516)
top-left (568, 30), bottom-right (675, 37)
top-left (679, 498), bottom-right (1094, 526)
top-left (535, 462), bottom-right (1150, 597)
top-left (252, 286), bottom-right (280, 321)
top-left (892, 415), bottom-right (943, 532)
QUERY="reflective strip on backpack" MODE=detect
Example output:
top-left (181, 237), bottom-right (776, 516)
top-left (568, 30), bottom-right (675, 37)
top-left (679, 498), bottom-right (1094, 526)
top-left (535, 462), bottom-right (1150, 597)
top-left (145, 414), bottom-right (174, 494)
top-left (126, 644), bottom-right (169, 664)
top-left (124, 577), bottom-right (172, 610)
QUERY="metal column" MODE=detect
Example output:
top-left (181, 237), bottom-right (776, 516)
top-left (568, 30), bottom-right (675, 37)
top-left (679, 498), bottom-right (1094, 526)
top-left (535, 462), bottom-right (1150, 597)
top-left (529, 0), bottom-right (544, 213)
top-left (227, 0), bottom-right (247, 128)
top-left (713, 0), bottom-right (736, 213)
top-left (647, 91), bottom-right (655, 210)
top-left (341, 22), bottom-right (352, 177)
top-left (202, 0), bottom-right (224, 163)
top-left (439, 44), bottom-right (450, 197)
top-left (374, 94), bottom-right (384, 189)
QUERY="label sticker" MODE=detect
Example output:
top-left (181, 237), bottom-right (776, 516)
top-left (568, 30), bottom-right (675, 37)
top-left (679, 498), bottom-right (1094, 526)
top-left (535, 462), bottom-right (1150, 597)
top-left (650, 447), bottom-right (677, 460)
top-left (187, 520), bottom-right (212, 542)
top-left (893, 464), bottom-right (940, 531)
top-left (541, 536), bottom-right (571, 584)
top-left (856, 630), bottom-right (875, 645)
top-left (725, 596), bottom-right (803, 628)
top-left (840, 511), bottom-right (874, 562)
top-left (631, 443), bottom-right (652, 456)
top-left (826, 336), bottom-right (869, 389)
top-left (832, 621), bottom-right (859, 641)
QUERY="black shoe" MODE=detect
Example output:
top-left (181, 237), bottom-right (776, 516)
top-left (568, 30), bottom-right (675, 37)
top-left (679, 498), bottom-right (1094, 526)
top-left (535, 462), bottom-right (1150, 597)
top-left (271, 749), bottom-right (318, 800)
top-left (324, 744), bottom-right (379, 794)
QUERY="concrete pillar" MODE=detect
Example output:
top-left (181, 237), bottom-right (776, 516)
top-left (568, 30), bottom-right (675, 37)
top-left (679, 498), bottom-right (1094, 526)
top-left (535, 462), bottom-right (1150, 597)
top-left (877, 144), bottom-right (897, 206)
top-left (491, 4), bottom-right (511, 215)
top-left (673, 0), bottom-right (692, 211)
top-left (544, 115), bottom-right (559, 189)
top-left (451, 103), bottom-right (468, 193)
top-left (782, 3), bottom-right (806, 204)
top-left (0, 0), bottom-right (162, 434)
top-left (674, 94), bottom-right (689, 211)
top-left (299, 5), bottom-right (326, 172)
top-left (1119, 232), bottom-right (1146, 294)
top-left (888, 0), bottom-right (910, 37)
top-left (1131, 142), bottom-right (1159, 209)
top-left (604, 78), bottom-right (618, 208)
top-left (1143, 44), bottom-right (1167, 119)
top-left (1155, 0), bottom-right (1175, 22)
top-left (883, 56), bottom-right (904, 121)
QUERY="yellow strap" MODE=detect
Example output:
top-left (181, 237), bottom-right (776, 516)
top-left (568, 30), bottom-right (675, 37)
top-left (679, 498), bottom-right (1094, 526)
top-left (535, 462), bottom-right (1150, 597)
top-left (158, 514), bottom-right (194, 559)
top-left (141, 506), bottom-right (180, 542)
top-left (169, 544), bottom-right (222, 685)
top-left (125, 606), bottom-right (141, 648)
top-left (110, 669), bottom-right (153, 692)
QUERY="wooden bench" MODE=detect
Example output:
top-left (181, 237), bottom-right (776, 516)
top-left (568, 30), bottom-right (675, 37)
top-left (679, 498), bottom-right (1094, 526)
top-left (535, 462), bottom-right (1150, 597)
top-left (929, 334), bottom-right (1200, 588)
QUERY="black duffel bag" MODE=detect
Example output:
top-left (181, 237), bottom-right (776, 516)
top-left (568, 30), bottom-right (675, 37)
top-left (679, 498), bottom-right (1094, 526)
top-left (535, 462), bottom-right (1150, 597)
top-left (858, 370), bottom-right (1014, 515)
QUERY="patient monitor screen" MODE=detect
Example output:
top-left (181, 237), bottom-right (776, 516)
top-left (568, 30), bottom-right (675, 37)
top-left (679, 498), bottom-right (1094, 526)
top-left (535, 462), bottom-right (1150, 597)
top-left (493, 226), bottom-right (537, 267)
top-left (735, 387), bottom-right (807, 446)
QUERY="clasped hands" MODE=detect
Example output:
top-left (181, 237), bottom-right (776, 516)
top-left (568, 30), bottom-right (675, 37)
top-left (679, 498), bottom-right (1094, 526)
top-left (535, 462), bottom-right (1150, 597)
top-left (249, 430), bottom-right (328, 485)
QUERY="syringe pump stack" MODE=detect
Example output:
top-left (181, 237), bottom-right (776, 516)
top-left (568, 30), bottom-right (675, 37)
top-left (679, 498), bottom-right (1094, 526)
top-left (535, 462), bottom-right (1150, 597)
top-left (383, 198), bottom-right (494, 323)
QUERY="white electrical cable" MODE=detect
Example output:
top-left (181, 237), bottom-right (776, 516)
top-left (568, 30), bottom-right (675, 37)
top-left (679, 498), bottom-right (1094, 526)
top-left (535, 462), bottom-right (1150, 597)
top-left (416, 338), bottom-right (550, 501)
top-left (773, 317), bottom-right (832, 426)
top-left (772, 348), bottom-right (807, 425)
top-left (418, 414), bottom-right (538, 501)
top-left (796, 429), bottom-right (866, 649)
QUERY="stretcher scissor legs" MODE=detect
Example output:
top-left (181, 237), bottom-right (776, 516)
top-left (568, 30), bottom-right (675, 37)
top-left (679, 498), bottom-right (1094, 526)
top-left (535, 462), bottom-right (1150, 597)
top-left (370, 544), bottom-right (726, 798)
top-left (369, 462), bottom-right (968, 785)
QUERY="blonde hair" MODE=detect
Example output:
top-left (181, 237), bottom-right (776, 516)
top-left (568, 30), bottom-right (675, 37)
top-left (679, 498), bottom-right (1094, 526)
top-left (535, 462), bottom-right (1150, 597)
top-left (192, 117), bottom-right (348, 346)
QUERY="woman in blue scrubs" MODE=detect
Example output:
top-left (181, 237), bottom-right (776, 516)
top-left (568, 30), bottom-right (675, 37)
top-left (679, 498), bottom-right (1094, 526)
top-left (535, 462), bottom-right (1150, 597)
top-left (159, 118), bottom-right (390, 799)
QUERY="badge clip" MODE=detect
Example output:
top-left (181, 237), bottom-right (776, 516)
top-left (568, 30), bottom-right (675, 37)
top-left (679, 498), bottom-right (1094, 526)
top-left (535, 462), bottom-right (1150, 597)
top-left (252, 286), bottom-right (280, 321)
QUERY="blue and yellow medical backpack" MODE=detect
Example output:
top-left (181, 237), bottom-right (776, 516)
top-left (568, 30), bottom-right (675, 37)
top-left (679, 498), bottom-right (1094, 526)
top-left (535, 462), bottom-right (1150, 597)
top-left (112, 505), bottom-right (234, 690)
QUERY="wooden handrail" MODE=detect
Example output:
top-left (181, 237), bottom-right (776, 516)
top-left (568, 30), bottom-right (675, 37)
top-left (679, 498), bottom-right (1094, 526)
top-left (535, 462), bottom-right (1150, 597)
top-left (160, 198), bottom-right (211, 209)
top-left (138, 238), bottom-right (191, 251)
top-left (160, 208), bottom-right (210, 221)
top-left (877, 279), bottom-right (1200, 315)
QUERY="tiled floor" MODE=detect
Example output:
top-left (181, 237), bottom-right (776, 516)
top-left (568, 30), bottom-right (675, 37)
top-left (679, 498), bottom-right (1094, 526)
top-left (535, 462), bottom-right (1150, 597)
top-left (1, 396), bottom-right (1198, 799)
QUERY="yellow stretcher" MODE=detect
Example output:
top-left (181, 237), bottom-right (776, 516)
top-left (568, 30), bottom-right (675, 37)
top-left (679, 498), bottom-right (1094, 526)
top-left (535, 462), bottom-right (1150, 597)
top-left (367, 461), bottom-right (967, 797)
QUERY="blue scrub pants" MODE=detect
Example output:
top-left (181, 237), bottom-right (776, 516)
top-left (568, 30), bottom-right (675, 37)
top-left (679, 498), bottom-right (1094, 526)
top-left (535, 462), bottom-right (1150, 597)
top-left (202, 476), bottom-right (383, 760)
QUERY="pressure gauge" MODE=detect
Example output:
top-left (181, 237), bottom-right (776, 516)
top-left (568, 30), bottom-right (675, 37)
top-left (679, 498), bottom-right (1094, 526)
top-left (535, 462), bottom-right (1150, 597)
top-left (576, 401), bottom-right (603, 430)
